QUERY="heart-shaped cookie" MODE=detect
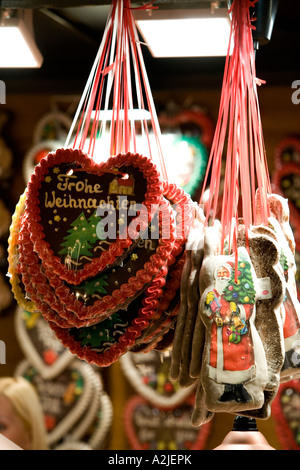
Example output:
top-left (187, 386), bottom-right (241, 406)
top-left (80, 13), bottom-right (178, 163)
top-left (274, 136), bottom-right (300, 169)
top-left (272, 162), bottom-right (300, 249)
top-left (8, 190), bottom-right (37, 313)
top-left (66, 370), bottom-right (113, 449)
top-left (120, 350), bottom-right (195, 409)
top-left (25, 148), bottom-right (164, 285)
top-left (272, 380), bottom-right (300, 450)
top-left (47, 262), bottom-right (172, 367)
top-left (124, 395), bottom-right (212, 450)
top-left (15, 358), bottom-right (98, 447)
top-left (14, 306), bottom-right (74, 379)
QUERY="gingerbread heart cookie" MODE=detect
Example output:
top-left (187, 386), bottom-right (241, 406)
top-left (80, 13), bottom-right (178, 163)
top-left (47, 263), bottom-right (172, 367)
top-left (124, 395), bottom-right (212, 450)
top-left (272, 380), bottom-right (300, 450)
top-left (8, 190), bottom-right (37, 313)
top-left (120, 350), bottom-right (195, 409)
top-left (14, 306), bottom-right (74, 379)
top-left (15, 358), bottom-right (98, 447)
top-left (25, 148), bottom-right (164, 285)
top-left (272, 162), bottom-right (300, 248)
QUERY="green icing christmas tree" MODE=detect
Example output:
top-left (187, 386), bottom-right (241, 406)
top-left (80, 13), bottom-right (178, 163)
top-left (77, 273), bottom-right (108, 297)
top-left (77, 313), bottom-right (123, 348)
top-left (59, 210), bottom-right (104, 260)
top-left (223, 258), bottom-right (256, 304)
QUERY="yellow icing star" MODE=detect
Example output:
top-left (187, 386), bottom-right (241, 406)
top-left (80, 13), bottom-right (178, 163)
top-left (118, 218), bottom-right (125, 225)
top-left (130, 253), bottom-right (138, 261)
top-left (54, 215), bottom-right (61, 222)
top-left (53, 167), bottom-right (60, 174)
top-left (45, 176), bottom-right (52, 183)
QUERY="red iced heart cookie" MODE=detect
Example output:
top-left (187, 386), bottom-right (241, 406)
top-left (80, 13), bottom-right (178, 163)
top-left (47, 262), bottom-right (172, 367)
top-left (25, 148), bottom-right (164, 285)
top-left (124, 395), bottom-right (212, 450)
top-left (158, 109), bottom-right (212, 199)
top-left (272, 380), bottom-right (300, 450)
top-left (274, 136), bottom-right (300, 169)
top-left (272, 162), bottom-right (300, 249)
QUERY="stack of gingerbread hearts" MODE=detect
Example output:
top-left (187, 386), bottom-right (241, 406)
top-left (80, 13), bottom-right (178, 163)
top-left (14, 306), bottom-right (113, 450)
top-left (9, 147), bottom-right (194, 367)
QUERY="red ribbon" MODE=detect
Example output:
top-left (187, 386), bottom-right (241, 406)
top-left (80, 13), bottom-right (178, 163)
top-left (200, 0), bottom-right (271, 261)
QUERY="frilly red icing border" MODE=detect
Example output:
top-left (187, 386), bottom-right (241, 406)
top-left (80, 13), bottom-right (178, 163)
top-left (48, 263), bottom-right (170, 367)
top-left (25, 148), bottom-right (164, 285)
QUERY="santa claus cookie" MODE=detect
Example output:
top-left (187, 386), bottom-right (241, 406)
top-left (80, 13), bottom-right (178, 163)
top-left (198, 224), bottom-right (269, 414)
top-left (261, 208), bottom-right (300, 382)
top-left (170, 217), bottom-right (205, 384)
top-left (177, 225), bottom-right (205, 388)
top-left (238, 226), bottom-right (285, 391)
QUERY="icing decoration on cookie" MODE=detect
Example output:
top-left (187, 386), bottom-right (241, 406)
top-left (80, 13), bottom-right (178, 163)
top-left (14, 307), bottom-right (74, 379)
top-left (24, 148), bottom-right (164, 285)
top-left (32, 112), bottom-right (72, 146)
top-left (120, 350), bottom-right (195, 409)
top-left (272, 380), bottom-right (300, 450)
top-left (53, 441), bottom-right (93, 450)
top-left (78, 391), bottom-right (113, 450)
top-left (67, 370), bottom-right (113, 449)
top-left (124, 395), bottom-right (212, 450)
top-left (15, 358), bottom-right (97, 447)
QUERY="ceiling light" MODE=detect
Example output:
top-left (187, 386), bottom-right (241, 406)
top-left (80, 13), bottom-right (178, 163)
top-left (0, 10), bottom-right (43, 68)
top-left (134, 8), bottom-right (232, 58)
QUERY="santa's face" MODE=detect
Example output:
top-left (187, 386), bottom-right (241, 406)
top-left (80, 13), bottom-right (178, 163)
top-left (214, 264), bottom-right (232, 294)
top-left (217, 266), bottom-right (231, 280)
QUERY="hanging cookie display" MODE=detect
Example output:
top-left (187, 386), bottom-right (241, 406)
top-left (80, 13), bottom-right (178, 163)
top-left (10, 0), bottom-right (194, 369)
top-left (124, 395), bottom-right (212, 451)
top-left (170, 0), bottom-right (294, 425)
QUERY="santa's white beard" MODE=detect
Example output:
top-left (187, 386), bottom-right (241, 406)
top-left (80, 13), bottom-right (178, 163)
top-left (215, 278), bottom-right (230, 295)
